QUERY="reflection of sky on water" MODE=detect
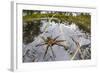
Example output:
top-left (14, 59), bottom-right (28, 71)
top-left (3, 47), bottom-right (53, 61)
top-left (23, 21), bottom-right (91, 62)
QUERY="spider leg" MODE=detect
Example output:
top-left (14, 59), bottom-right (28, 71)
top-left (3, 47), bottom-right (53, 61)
top-left (55, 43), bottom-right (68, 50)
top-left (50, 46), bottom-right (56, 58)
top-left (53, 35), bottom-right (60, 41)
top-left (35, 43), bottom-right (46, 47)
top-left (55, 40), bottom-right (66, 42)
top-left (43, 45), bottom-right (49, 59)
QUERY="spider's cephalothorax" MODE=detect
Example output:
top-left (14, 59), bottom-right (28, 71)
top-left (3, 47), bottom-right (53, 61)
top-left (36, 35), bottom-right (68, 59)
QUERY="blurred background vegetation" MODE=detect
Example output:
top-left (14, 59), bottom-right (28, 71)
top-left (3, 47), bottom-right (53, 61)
top-left (23, 10), bottom-right (91, 44)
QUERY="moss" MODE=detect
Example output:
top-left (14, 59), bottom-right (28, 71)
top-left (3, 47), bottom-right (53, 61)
top-left (23, 13), bottom-right (91, 33)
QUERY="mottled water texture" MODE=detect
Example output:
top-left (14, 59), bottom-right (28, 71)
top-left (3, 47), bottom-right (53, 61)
top-left (23, 21), bottom-right (91, 62)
